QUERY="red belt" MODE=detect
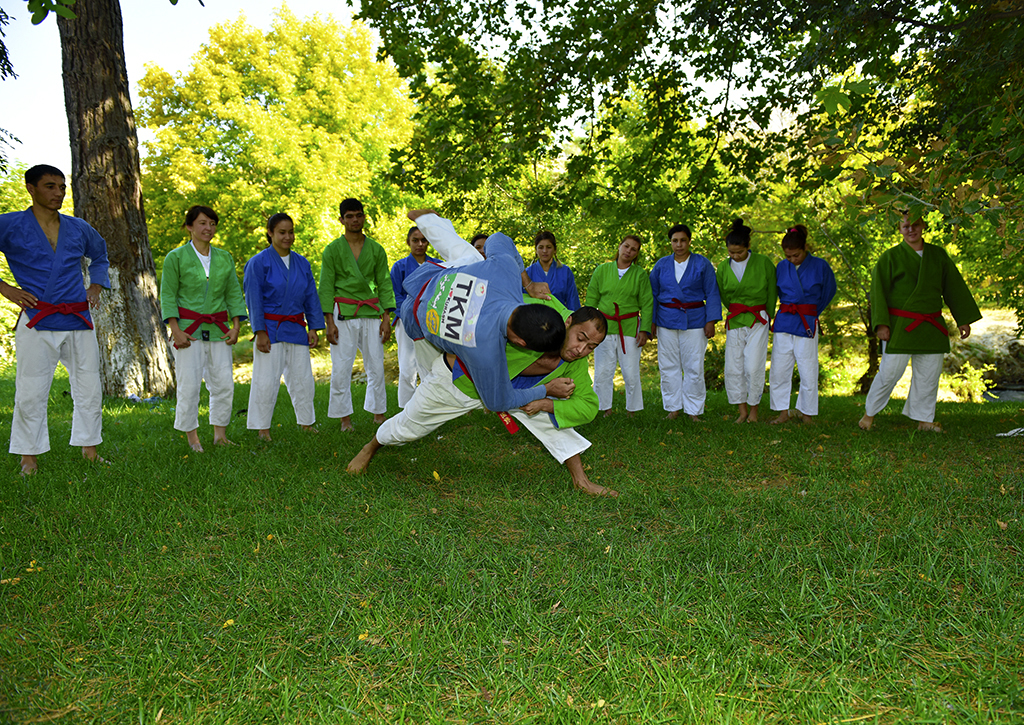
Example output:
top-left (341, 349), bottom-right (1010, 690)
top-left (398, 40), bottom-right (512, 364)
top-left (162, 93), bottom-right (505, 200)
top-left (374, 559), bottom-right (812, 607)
top-left (776, 303), bottom-right (818, 336)
top-left (604, 303), bottom-right (640, 354)
top-left (455, 355), bottom-right (520, 434)
top-left (334, 296), bottom-right (380, 317)
top-left (25, 300), bottom-right (92, 330)
top-left (177, 307), bottom-right (229, 335)
top-left (725, 303), bottom-right (768, 329)
top-left (264, 312), bottom-right (307, 328)
top-left (661, 298), bottom-right (705, 310)
top-left (889, 307), bottom-right (948, 336)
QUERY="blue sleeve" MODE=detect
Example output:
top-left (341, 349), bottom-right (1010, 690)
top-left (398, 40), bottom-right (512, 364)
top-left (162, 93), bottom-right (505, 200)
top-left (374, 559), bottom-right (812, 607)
top-left (703, 257), bottom-right (722, 322)
top-left (243, 254), bottom-right (266, 333)
top-left (81, 220), bottom-right (110, 289)
top-left (302, 257), bottom-right (326, 330)
top-left (564, 266), bottom-right (580, 311)
top-left (818, 259), bottom-right (837, 314)
top-left (650, 263), bottom-right (662, 326)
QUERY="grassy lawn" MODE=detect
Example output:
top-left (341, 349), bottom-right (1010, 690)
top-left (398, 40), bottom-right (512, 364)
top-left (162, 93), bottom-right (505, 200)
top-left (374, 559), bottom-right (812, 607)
top-left (0, 364), bottom-right (1021, 723)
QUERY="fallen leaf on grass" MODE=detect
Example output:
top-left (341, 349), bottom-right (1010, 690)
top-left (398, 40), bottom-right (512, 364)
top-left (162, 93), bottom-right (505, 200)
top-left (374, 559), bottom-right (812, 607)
top-left (997, 520), bottom-right (1008, 530)
top-left (222, 619), bottom-right (234, 628)
top-left (433, 471), bottom-right (441, 482)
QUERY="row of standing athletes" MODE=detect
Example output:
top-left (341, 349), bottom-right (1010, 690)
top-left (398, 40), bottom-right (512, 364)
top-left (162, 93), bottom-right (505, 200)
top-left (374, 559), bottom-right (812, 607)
top-left (162, 201), bottom-right (843, 449)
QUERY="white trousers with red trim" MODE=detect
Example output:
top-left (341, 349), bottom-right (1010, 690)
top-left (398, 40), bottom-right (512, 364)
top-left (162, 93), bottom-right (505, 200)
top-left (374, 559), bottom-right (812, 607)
top-left (328, 315), bottom-right (386, 418)
top-left (769, 330), bottom-right (820, 416)
top-left (724, 323), bottom-right (769, 406)
top-left (10, 315), bottom-right (103, 455)
top-left (173, 338), bottom-right (235, 431)
top-left (376, 355), bottom-right (589, 464)
top-left (593, 334), bottom-right (643, 412)
top-left (247, 341), bottom-right (316, 429)
top-left (396, 319), bottom-right (428, 409)
top-left (864, 346), bottom-right (944, 422)
top-left (656, 327), bottom-right (708, 416)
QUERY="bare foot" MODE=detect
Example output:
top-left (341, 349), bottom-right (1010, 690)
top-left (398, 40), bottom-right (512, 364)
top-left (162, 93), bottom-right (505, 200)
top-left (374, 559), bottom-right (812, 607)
top-left (566, 455), bottom-right (618, 497)
top-left (601, 409), bottom-right (613, 418)
top-left (770, 410), bottom-right (792, 425)
top-left (258, 430), bottom-right (272, 442)
top-left (858, 414), bottom-right (874, 431)
top-left (746, 405), bottom-right (759, 423)
top-left (688, 414), bottom-right (704, 423)
top-left (20, 455), bottom-right (38, 476)
top-left (81, 446), bottom-right (108, 465)
top-left (626, 411), bottom-right (635, 418)
top-left (373, 413), bottom-right (388, 425)
top-left (918, 421), bottom-right (944, 433)
top-left (799, 412), bottom-right (814, 424)
top-left (186, 430), bottom-right (204, 452)
top-left (346, 437), bottom-right (382, 474)
top-left (666, 411), bottom-right (680, 420)
top-left (213, 437), bottom-right (236, 446)
top-left (340, 416), bottom-right (355, 432)
top-left (300, 424), bottom-right (317, 434)
top-left (734, 403), bottom-right (748, 424)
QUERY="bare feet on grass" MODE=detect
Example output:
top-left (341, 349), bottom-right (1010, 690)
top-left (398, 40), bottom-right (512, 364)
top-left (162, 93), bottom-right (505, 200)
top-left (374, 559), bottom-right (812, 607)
top-left (373, 413), bottom-right (388, 425)
top-left (258, 430), bottom-right (272, 442)
top-left (340, 416), bottom-right (354, 432)
top-left (770, 409), bottom-right (793, 425)
top-left (346, 437), bottom-right (383, 474)
top-left (745, 404), bottom-right (759, 423)
top-left (20, 455), bottom-right (37, 476)
top-left (301, 424), bottom-right (317, 434)
top-left (82, 446), bottom-right (107, 465)
top-left (918, 421), bottom-right (944, 433)
top-left (601, 409), bottom-right (613, 418)
top-left (186, 429), bottom-right (204, 452)
top-left (689, 415), bottom-right (704, 423)
top-left (858, 415), bottom-right (874, 431)
top-left (734, 403), bottom-right (749, 424)
top-left (566, 455), bottom-right (619, 498)
top-left (213, 425), bottom-right (236, 447)
top-left (666, 410), bottom-right (679, 420)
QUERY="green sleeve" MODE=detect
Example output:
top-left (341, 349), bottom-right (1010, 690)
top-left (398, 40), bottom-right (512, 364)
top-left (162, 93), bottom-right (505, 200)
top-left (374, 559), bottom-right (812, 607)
top-left (762, 255), bottom-right (777, 319)
top-left (548, 357), bottom-right (599, 428)
top-left (941, 252), bottom-right (982, 327)
top-left (373, 243), bottom-right (396, 311)
top-left (223, 251), bottom-right (247, 321)
top-left (638, 267), bottom-right (654, 334)
top-left (869, 250), bottom-right (893, 332)
top-left (159, 247), bottom-right (181, 322)
top-left (319, 242), bottom-right (338, 314)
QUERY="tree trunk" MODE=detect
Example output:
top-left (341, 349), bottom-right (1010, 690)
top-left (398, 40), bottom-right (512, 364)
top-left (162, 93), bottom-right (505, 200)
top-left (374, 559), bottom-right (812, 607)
top-left (57, 1), bottom-right (174, 397)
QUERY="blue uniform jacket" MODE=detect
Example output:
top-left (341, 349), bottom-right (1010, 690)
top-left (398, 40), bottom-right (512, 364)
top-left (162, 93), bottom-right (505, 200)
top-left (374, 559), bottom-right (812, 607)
top-left (243, 246), bottom-right (325, 345)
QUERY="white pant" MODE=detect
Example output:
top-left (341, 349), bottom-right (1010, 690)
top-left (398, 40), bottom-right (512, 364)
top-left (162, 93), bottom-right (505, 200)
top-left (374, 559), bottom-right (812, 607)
top-left (377, 356), bottom-right (589, 464)
top-left (724, 323), bottom-right (769, 406)
top-left (173, 339), bottom-right (234, 431)
top-left (769, 331), bottom-right (820, 415)
top-left (657, 327), bottom-right (708, 415)
top-left (864, 346), bottom-right (944, 422)
top-left (328, 316), bottom-right (386, 418)
top-left (10, 315), bottom-right (103, 455)
top-left (593, 334), bottom-right (643, 412)
top-left (396, 319), bottom-right (428, 408)
top-left (247, 341), bottom-right (316, 429)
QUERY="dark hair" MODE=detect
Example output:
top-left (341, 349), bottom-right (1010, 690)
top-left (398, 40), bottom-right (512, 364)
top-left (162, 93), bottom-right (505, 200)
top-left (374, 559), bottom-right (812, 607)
top-left (534, 230), bottom-right (561, 266)
top-left (406, 226), bottom-right (422, 243)
top-left (725, 218), bottom-right (751, 248)
top-left (183, 205), bottom-right (219, 227)
top-left (266, 213), bottom-right (294, 244)
top-left (568, 305), bottom-right (608, 336)
top-left (667, 224), bottom-right (692, 240)
top-left (781, 224), bottom-right (808, 250)
top-left (339, 198), bottom-right (364, 216)
top-left (509, 304), bottom-right (566, 352)
top-left (25, 165), bottom-right (65, 186)
top-left (470, 233), bottom-right (488, 245)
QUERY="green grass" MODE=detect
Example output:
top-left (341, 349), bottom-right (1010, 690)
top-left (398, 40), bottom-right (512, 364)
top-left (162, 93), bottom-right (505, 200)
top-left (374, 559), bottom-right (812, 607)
top-left (1, 365), bottom-right (1022, 723)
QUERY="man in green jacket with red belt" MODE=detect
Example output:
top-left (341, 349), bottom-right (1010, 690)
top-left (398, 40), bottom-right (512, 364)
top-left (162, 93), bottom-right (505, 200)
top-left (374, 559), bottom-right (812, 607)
top-left (859, 214), bottom-right (981, 432)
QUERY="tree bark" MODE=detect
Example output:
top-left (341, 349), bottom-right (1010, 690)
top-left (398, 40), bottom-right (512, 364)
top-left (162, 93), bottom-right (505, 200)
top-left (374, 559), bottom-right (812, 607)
top-left (57, 1), bottom-right (174, 397)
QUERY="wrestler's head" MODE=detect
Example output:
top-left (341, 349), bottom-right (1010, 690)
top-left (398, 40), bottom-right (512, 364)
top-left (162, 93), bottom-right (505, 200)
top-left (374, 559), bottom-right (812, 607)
top-left (507, 304), bottom-right (566, 352)
top-left (267, 213), bottom-right (295, 256)
top-left (561, 306), bottom-right (607, 362)
top-left (25, 164), bottom-right (66, 212)
top-left (781, 224), bottom-right (808, 266)
top-left (406, 226), bottom-right (428, 259)
top-left (616, 235), bottom-right (642, 267)
top-left (471, 233), bottom-right (488, 258)
top-left (668, 224), bottom-right (692, 260)
top-left (534, 230), bottom-right (558, 266)
top-left (338, 198), bottom-right (366, 235)
top-left (725, 217), bottom-right (752, 262)
top-left (899, 213), bottom-right (926, 246)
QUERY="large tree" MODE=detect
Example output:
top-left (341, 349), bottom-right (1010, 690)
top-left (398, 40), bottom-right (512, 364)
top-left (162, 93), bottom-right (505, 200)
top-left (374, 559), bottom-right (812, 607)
top-left (56, 0), bottom-right (174, 396)
top-left (137, 9), bottom-right (415, 276)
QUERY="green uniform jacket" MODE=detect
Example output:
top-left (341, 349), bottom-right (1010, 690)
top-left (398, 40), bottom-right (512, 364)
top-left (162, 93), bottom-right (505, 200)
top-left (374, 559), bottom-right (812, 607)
top-left (318, 236), bottom-right (396, 319)
top-left (585, 262), bottom-right (654, 338)
top-left (715, 251), bottom-right (777, 330)
top-left (454, 296), bottom-right (599, 429)
top-left (160, 242), bottom-right (247, 335)
top-left (870, 241), bottom-right (981, 354)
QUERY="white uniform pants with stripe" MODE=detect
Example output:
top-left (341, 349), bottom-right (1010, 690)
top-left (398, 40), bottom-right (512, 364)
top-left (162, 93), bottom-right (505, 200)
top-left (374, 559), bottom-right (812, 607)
top-left (247, 341), bottom-right (316, 429)
top-left (724, 323), bottom-right (769, 406)
top-left (328, 316), bottom-right (386, 418)
top-left (593, 334), bottom-right (643, 412)
top-left (396, 319), bottom-right (428, 408)
top-left (864, 346), bottom-right (944, 422)
top-left (10, 315), bottom-right (103, 455)
top-left (769, 331), bottom-right (820, 416)
top-left (657, 327), bottom-right (708, 416)
top-left (173, 338), bottom-right (235, 431)
top-left (377, 356), bottom-right (589, 464)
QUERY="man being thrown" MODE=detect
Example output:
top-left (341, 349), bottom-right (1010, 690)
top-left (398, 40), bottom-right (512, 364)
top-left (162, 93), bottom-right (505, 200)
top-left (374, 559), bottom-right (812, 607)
top-left (397, 209), bottom-right (567, 414)
top-left (858, 213), bottom-right (981, 432)
top-left (0, 165), bottom-right (109, 475)
top-left (347, 299), bottom-right (618, 497)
